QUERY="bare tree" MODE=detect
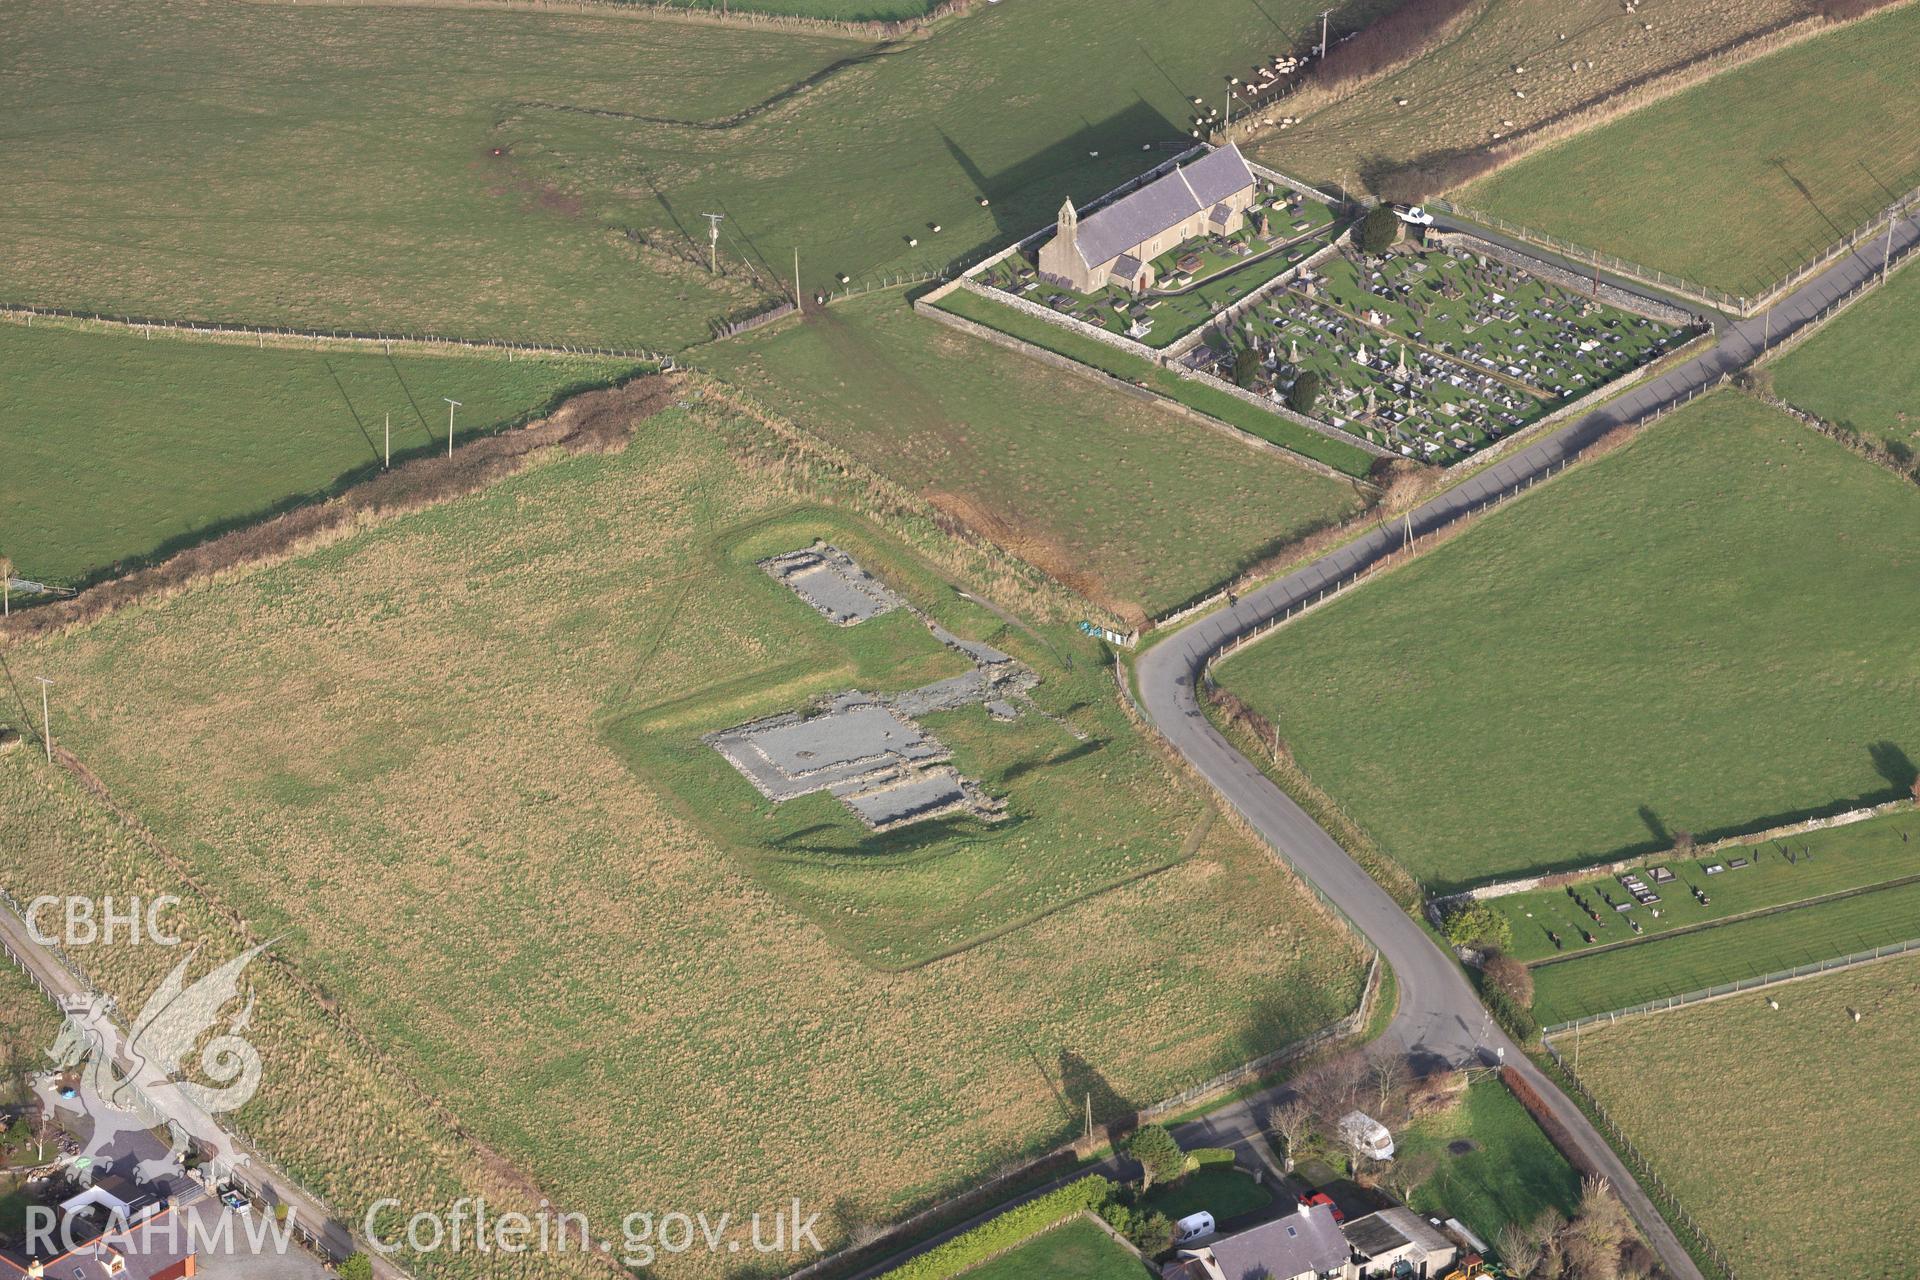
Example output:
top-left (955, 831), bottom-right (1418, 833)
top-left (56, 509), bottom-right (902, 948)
top-left (1497, 1222), bottom-right (1545, 1278)
top-left (1299, 1052), bottom-right (1366, 1125)
top-left (1367, 1054), bottom-right (1409, 1117)
top-left (1268, 1097), bottom-right (1314, 1173)
top-left (1381, 1150), bottom-right (1439, 1206)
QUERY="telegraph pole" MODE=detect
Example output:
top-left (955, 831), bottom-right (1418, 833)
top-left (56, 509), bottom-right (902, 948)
top-left (34, 677), bottom-right (53, 764)
top-left (794, 247), bottom-right (802, 304)
top-left (1885, 216), bottom-right (1897, 281)
top-left (443, 398), bottom-right (461, 459)
top-left (384, 412), bottom-right (392, 470)
top-left (1318, 8), bottom-right (1334, 57)
top-left (702, 213), bottom-right (725, 274)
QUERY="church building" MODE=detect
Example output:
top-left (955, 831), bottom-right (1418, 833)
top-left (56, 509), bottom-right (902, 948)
top-left (1037, 144), bottom-right (1259, 294)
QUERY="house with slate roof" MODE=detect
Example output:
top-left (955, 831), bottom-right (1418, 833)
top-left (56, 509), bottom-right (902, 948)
top-left (1037, 144), bottom-right (1259, 294)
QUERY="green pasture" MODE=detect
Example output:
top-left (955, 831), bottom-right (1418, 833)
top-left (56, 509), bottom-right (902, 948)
top-left (2, 0), bottom-right (1395, 351)
top-left (1772, 255), bottom-right (1920, 458)
top-left (1216, 392), bottom-right (1920, 893)
top-left (1460, 3), bottom-right (1920, 297)
top-left (0, 320), bottom-right (635, 586)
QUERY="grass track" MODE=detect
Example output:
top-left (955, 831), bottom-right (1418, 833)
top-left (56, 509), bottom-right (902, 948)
top-left (1566, 953), bottom-right (1920, 1277)
top-left (1460, 3), bottom-right (1920, 297)
top-left (1216, 391), bottom-right (1920, 892)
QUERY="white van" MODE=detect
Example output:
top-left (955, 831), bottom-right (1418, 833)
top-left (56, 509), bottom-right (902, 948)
top-left (1173, 1211), bottom-right (1216, 1244)
top-left (1337, 1110), bottom-right (1396, 1161)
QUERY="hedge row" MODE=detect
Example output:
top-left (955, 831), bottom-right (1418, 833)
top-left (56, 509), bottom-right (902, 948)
top-left (875, 1176), bottom-right (1115, 1280)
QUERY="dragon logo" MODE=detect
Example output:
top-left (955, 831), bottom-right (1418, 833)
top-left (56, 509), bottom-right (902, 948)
top-left (35, 943), bottom-right (271, 1185)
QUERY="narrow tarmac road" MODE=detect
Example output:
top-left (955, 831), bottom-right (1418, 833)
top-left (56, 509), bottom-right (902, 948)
top-left (1133, 206), bottom-right (1920, 1280)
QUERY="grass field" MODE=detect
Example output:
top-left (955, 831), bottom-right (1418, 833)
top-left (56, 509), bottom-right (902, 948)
top-left (1246, 0), bottom-right (1809, 198)
top-left (932, 287), bottom-right (1379, 477)
top-left (1458, 3), bottom-right (1920, 297)
top-left (1530, 877), bottom-right (1920, 1025)
top-left (1493, 808), bottom-right (1920, 964)
top-left (1772, 256), bottom-right (1920, 458)
top-left (1392, 1081), bottom-right (1582, 1247)
top-left (1215, 392), bottom-right (1920, 893)
top-left (703, 296), bottom-right (1367, 618)
top-left (2, 0), bottom-right (1397, 351)
top-left (1564, 952), bottom-right (1920, 1277)
top-left (4, 405), bottom-right (1366, 1275)
top-left (0, 320), bottom-right (636, 585)
top-left (959, 1215), bottom-right (1152, 1280)
top-left (650, 0), bottom-right (940, 17)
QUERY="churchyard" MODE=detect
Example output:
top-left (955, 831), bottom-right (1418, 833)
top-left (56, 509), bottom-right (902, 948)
top-left (3, 400), bottom-right (1368, 1276)
top-left (1222, 244), bottom-right (1688, 462)
top-left (1554, 953), bottom-right (1920, 1277)
top-left (1474, 807), bottom-right (1920, 1025)
top-left (1213, 392), bottom-right (1920, 894)
top-left (978, 191), bottom-right (1340, 350)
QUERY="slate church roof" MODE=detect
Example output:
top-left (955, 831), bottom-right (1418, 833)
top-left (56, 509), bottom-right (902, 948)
top-left (1069, 144), bottom-right (1256, 269)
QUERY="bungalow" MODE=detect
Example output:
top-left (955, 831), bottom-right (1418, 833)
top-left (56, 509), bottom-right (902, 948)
top-left (1342, 1207), bottom-right (1457, 1278)
top-left (1038, 145), bottom-right (1260, 295)
top-left (1161, 1200), bottom-right (1351, 1280)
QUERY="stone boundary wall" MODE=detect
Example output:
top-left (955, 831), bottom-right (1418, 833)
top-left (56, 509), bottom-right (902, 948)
top-left (1428, 232), bottom-right (1698, 326)
top-left (1173, 360), bottom-right (1393, 460)
top-left (953, 275), bottom-right (1150, 359)
top-left (1160, 227), bottom-right (1351, 363)
top-left (1433, 797), bottom-right (1916, 907)
top-left (1443, 326), bottom-right (1718, 475)
top-left (1246, 160), bottom-right (1343, 207)
top-left (913, 295), bottom-right (1357, 483)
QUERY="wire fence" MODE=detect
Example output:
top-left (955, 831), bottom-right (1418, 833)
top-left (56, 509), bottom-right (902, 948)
top-left (1429, 185), bottom-right (1920, 318)
top-left (1541, 1040), bottom-right (1740, 1280)
top-left (1540, 935), bottom-right (1920, 1036)
top-left (0, 302), bottom-right (668, 364)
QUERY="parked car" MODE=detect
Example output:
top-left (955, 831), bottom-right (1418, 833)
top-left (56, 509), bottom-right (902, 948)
top-left (220, 1189), bottom-right (251, 1213)
top-left (1172, 1211), bottom-right (1216, 1244)
top-left (1300, 1192), bottom-right (1345, 1223)
top-left (1391, 204), bottom-right (1436, 226)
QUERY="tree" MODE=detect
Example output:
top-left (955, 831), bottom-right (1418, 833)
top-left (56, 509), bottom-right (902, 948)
top-left (1127, 1124), bottom-right (1185, 1191)
top-left (1298, 1052), bottom-right (1366, 1127)
top-left (1498, 1221), bottom-right (1545, 1278)
top-left (1358, 204), bottom-right (1402, 254)
top-left (1381, 1149), bottom-right (1439, 1206)
top-left (1099, 1201), bottom-right (1173, 1254)
top-left (1233, 344), bottom-right (1262, 389)
top-left (1443, 901), bottom-right (1512, 952)
top-left (337, 1255), bottom-right (374, 1280)
top-left (1366, 1054), bottom-right (1409, 1116)
top-left (1287, 370), bottom-right (1322, 416)
top-left (1268, 1097), bottom-right (1314, 1172)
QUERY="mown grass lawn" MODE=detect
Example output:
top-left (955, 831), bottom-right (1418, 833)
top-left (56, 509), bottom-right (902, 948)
top-left (704, 295), bottom-right (1367, 618)
top-left (0, 321), bottom-right (636, 587)
top-left (932, 287), bottom-right (1378, 476)
top-left (1, 0), bottom-right (1398, 351)
top-left (1216, 392), bottom-right (1920, 893)
top-left (1460, 3), bottom-right (1920, 297)
top-left (1565, 953), bottom-right (1920, 1277)
top-left (959, 1215), bottom-right (1152, 1280)
top-left (1393, 1081), bottom-right (1582, 1247)
top-left (1530, 877), bottom-right (1920, 1025)
top-left (1772, 257), bottom-right (1920, 458)
top-left (1141, 1166), bottom-right (1273, 1224)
